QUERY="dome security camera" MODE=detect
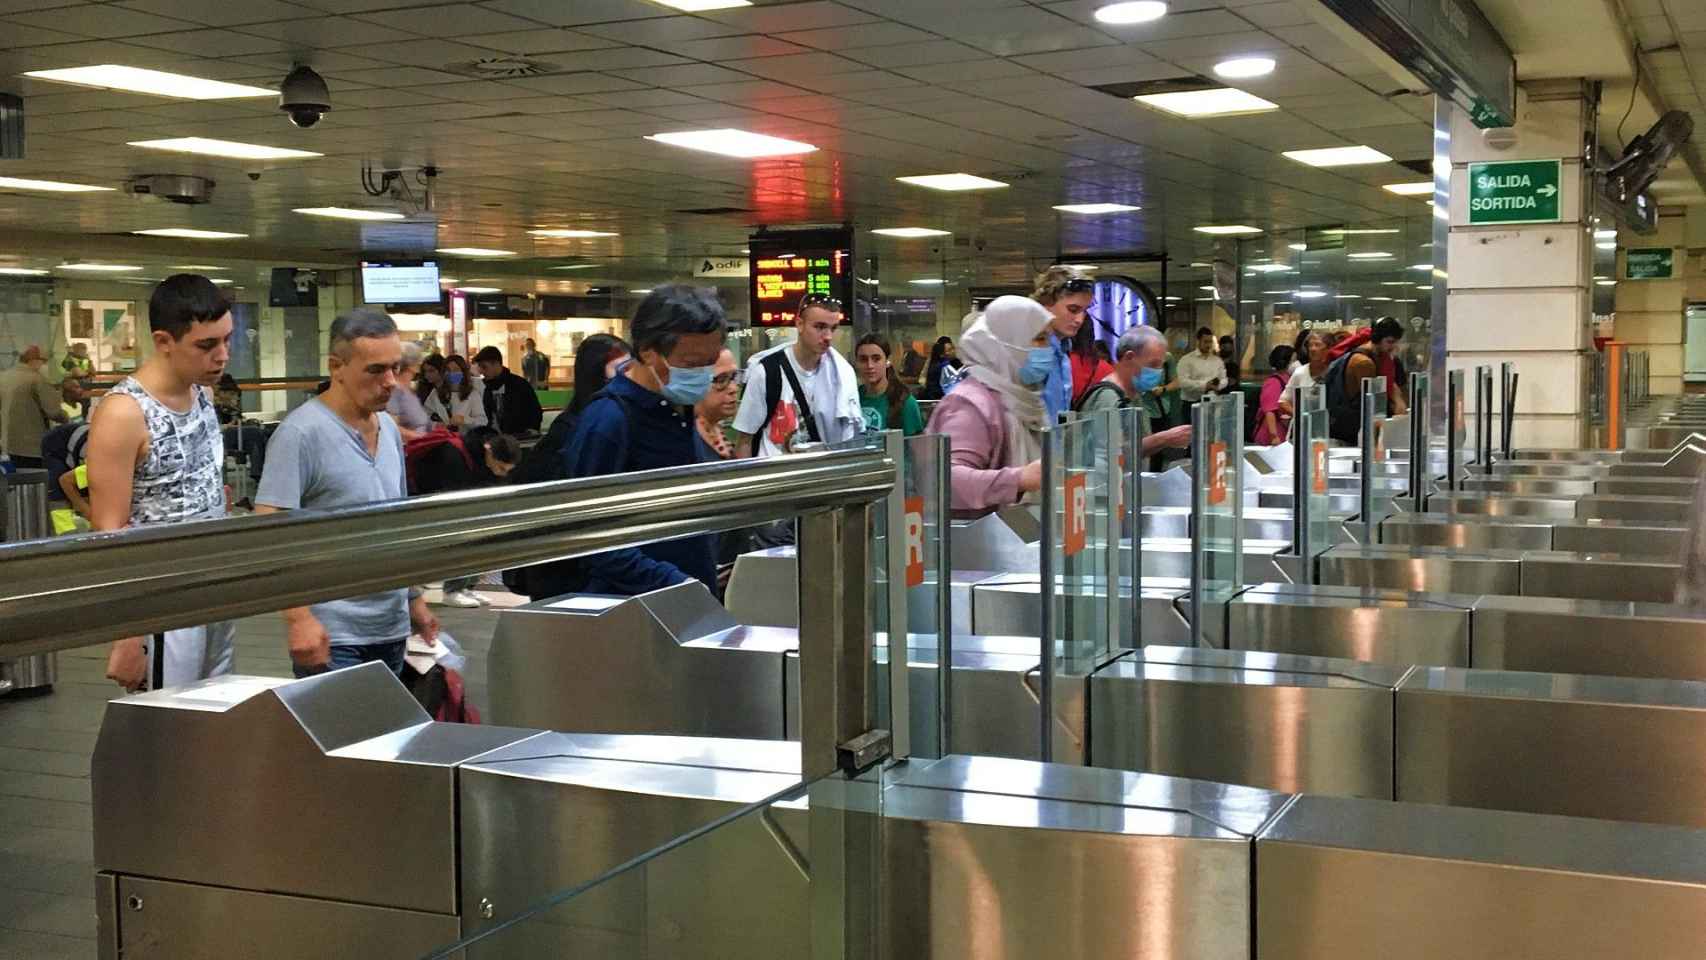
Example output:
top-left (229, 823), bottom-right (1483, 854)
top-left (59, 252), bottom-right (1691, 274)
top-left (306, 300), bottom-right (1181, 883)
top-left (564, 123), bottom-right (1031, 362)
top-left (279, 65), bottom-right (330, 129)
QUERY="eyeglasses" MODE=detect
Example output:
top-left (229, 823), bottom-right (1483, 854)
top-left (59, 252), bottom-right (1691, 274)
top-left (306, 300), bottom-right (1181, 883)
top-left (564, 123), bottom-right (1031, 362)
top-left (798, 293), bottom-right (843, 312)
top-left (711, 370), bottom-right (744, 388)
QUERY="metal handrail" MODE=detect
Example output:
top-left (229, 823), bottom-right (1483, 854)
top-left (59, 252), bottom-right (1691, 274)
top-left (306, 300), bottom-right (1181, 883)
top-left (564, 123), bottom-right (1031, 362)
top-left (0, 448), bottom-right (895, 658)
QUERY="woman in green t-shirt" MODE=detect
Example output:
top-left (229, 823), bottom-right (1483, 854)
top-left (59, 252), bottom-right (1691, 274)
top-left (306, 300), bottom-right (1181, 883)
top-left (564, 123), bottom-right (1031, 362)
top-left (854, 333), bottom-right (925, 436)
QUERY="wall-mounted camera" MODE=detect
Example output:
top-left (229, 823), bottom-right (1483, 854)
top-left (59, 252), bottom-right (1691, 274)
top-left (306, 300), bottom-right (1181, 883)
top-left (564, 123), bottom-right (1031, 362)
top-left (279, 65), bottom-right (330, 129)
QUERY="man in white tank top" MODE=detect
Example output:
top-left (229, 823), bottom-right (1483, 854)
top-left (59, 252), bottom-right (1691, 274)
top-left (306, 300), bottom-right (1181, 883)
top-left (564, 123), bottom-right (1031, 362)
top-left (86, 275), bottom-right (236, 691)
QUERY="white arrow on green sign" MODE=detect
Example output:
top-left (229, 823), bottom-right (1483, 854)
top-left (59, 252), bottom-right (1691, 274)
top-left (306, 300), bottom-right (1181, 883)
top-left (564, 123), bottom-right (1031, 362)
top-left (1467, 159), bottom-right (1562, 225)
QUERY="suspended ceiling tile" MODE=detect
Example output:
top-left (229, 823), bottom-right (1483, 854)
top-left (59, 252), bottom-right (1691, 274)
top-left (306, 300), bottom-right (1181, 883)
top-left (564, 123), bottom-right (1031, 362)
top-left (1232, 1), bottom-right (1315, 30)
top-left (328, 64), bottom-right (467, 86)
top-left (544, 46), bottom-right (691, 70)
top-left (679, 78), bottom-right (812, 102)
top-left (339, 37), bottom-right (501, 66)
top-left (578, 87), bottom-right (711, 108)
top-left (954, 8), bottom-right (1116, 56)
top-left (697, 1), bottom-right (879, 33)
top-left (1013, 44), bottom-right (1160, 74)
top-left (352, 3), bottom-right (547, 35)
top-left (237, 14), bottom-right (415, 45)
top-left (0, 20), bottom-right (85, 46)
top-left (461, 28), bottom-right (624, 55)
top-left (669, 33), bottom-right (810, 60)
top-left (839, 39), bottom-right (989, 68)
top-left (114, 0), bottom-right (319, 26)
top-left (408, 80), bottom-right (541, 102)
top-left (478, 0), bottom-right (668, 26)
top-left (613, 61), bottom-right (753, 86)
top-left (0, 0), bottom-right (88, 12)
top-left (127, 28), bottom-right (296, 57)
top-left (334, 86), bottom-right (456, 107)
top-left (6, 3), bottom-right (192, 36)
top-left (227, 50), bottom-right (394, 74)
top-left (896, 58), bottom-right (1036, 84)
top-left (504, 72), bottom-right (651, 95)
top-left (577, 14), bottom-right (747, 44)
top-left (790, 68), bottom-right (925, 94)
top-left (775, 20), bottom-right (935, 49)
top-left (1056, 61), bottom-right (1192, 87)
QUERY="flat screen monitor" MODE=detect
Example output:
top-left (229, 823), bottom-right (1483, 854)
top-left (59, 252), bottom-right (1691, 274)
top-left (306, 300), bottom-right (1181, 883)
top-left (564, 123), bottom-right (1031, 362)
top-left (360, 260), bottom-right (441, 305)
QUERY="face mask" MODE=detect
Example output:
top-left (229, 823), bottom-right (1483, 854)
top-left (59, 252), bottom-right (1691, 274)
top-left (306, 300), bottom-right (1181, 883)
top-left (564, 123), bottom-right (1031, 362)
top-left (660, 362), bottom-right (714, 405)
top-left (447, 372), bottom-right (464, 386)
top-left (1134, 365), bottom-right (1164, 393)
top-left (1019, 346), bottom-right (1056, 386)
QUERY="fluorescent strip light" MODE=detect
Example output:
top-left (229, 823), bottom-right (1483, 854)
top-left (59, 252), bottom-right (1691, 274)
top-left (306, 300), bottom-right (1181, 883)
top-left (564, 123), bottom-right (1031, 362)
top-left (1247, 264), bottom-right (1291, 273)
top-left (208, 277), bottom-right (234, 284)
top-left (631, 288), bottom-right (654, 294)
top-left (1053, 203), bottom-right (1140, 214)
top-left (0, 267), bottom-right (49, 275)
top-left (1347, 252), bottom-right (1394, 260)
top-left (528, 229), bottom-right (619, 238)
top-left (24, 65), bottom-right (274, 100)
top-left (1594, 229), bottom-right (1616, 240)
top-left (651, 0), bottom-right (751, 9)
top-left (1381, 281), bottom-right (1413, 286)
top-left (295, 207), bottom-right (406, 221)
top-left (0, 176), bottom-right (113, 193)
top-left (129, 137), bottom-right (322, 160)
top-left (1321, 228), bottom-right (1400, 235)
top-left (1336, 294), bottom-right (1361, 299)
top-left (438, 277), bottom-right (460, 284)
top-left (1596, 279), bottom-right (1616, 286)
top-left (1415, 284), bottom-right (1432, 290)
top-left (1595, 241), bottom-right (1616, 250)
top-left (1395, 298), bottom-right (1418, 303)
top-left (438, 247), bottom-right (516, 257)
top-left (910, 279), bottom-right (946, 286)
top-left (549, 264), bottom-right (599, 270)
top-left (1288, 243), bottom-right (1307, 251)
top-left (872, 227), bottom-right (951, 238)
top-left (1369, 296), bottom-right (1394, 302)
top-left (134, 228), bottom-right (247, 239)
top-left (1409, 263), bottom-right (1433, 271)
top-left (58, 263), bottom-right (141, 272)
top-left (645, 129), bottom-right (816, 158)
top-left (897, 173), bottom-right (1008, 191)
top-left (457, 287), bottom-right (502, 293)
top-left (1094, 2), bottom-right (1168, 25)
top-left (1213, 57), bottom-right (1274, 79)
top-left (172, 264), bottom-right (223, 270)
top-left (1283, 145), bottom-right (1393, 167)
top-left (1134, 88), bottom-right (1278, 118)
top-left (1199, 286), bottom-right (1216, 292)
top-left (1383, 181), bottom-right (1433, 196)
top-left (1293, 290), bottom-right (1327, 299)
top-left (1194, 225), bottom-right (1262, 235)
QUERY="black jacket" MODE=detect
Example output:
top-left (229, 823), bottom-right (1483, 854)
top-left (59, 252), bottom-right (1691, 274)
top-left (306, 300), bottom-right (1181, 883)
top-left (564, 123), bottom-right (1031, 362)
top-left (481, 368), bottom-right (542, 435)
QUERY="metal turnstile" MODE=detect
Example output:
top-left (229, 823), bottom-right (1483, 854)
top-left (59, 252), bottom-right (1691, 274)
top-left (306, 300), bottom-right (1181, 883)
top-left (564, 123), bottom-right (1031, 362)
top-left (1, 467), bottom-right (56, 694)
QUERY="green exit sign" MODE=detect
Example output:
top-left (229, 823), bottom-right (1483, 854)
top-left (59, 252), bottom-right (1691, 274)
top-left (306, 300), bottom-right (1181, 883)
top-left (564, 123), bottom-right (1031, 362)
top-left (1467, 159), bottom-right (1562, 225)
top-left (1625, 247), bottom-right (1674, 280)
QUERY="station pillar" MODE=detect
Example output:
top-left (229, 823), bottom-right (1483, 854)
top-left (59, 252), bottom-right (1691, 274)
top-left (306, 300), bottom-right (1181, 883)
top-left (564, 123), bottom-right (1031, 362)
top-left (1444, 80), bottom-right (1597, 449)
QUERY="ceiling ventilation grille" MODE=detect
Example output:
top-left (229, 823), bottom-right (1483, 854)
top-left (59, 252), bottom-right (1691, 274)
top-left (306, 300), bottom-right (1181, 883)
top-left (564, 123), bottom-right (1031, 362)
top-left (444, 57), bottom-right (562, 79)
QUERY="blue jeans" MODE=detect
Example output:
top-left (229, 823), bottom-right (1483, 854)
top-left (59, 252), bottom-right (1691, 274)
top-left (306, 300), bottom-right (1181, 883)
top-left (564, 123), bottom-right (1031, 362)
top-left (292, 638), bottom-right (406, 679)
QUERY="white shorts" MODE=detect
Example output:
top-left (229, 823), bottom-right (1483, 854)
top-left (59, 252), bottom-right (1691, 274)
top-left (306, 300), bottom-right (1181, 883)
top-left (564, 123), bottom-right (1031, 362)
top-left (143, 621), bottom-right (237, 691)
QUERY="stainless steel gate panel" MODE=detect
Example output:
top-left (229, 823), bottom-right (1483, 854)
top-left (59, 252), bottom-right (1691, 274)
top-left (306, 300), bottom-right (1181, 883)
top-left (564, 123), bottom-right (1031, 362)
top-left (1575, 494), bottom-right (1693, 523)
top-left (1519, 550), bottom-right (1679, 603)
top-left (1142, 537), bottom-right (1293, 583)
top-left (1550, 519), bottom-right (1686, 557)
top-left (1394, 490), bottom-right (1577, 518)
top-left (1089, 646), bottom-right (1406, 797)
top-left (490, 581), bottom-right (795, 738)
top-left (1256, 793), bottom-right (1706, 960)
top-left (105, 874), bottom-right (461, 960)
top-left (884, 755), bottom-right (1288, 960)
top-left (950, 508), bottom-right (1038, 572)
top-left (722, 544), bottom-right (798, 626)
top-left (1594, 476), bottom-right (1699, 497)
top-left (91, 666), bottom-right (546, 915)
top-left (1395, 666), bottom-right (1706, 827)
top-left (1227, 582), bottom-right (1473, 666)
top-left (1507, 449), bottom-right (1628, 464)
top-left (1379, 513), bottom-right (1554, 551)
top-left (1458, 476), bottom-right (1597, 497)
top-left (1471, 595), bottom-right (1706, 680)
top-left (1139, 505), bottom-right (1295, 541)
top-left (1316, 544), bottom-right (1524, 595)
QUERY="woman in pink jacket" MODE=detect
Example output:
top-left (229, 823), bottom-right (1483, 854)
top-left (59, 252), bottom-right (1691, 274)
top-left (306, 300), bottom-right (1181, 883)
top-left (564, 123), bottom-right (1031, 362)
top-left (927, 295), bottom-right (1053, 514)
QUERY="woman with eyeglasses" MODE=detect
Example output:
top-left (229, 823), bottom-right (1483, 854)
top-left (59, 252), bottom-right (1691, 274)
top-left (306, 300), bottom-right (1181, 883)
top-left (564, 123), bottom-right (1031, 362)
top-left (1031, 266), bottom-right (1097, 421)
top-left (854, 333), bottom-right (924, 436)
top-left (927, 296), bottom-right (1053, 514)
top-left (695, 348), bottom-right (742, 460)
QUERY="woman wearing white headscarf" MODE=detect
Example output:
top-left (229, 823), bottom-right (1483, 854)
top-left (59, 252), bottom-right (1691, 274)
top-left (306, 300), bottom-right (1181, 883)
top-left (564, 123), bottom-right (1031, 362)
top-left (926, 295), bottom-right (1054, 514)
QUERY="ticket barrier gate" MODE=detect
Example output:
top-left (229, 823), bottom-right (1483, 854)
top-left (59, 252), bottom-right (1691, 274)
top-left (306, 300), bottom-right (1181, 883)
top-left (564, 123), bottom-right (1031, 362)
top-left (93, 665), bottom-right (1706, 960)
top-left (1380, 513), bottom-right (1687, 556)
top-left (1315, 543), bottom-right (1680, 603)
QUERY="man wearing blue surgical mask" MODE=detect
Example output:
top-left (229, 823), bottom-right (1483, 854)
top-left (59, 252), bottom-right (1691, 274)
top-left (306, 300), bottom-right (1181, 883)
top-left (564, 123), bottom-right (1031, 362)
top-left (1076, 326), bottom-right (1193, 461)
top-left (530, 285), bottom-right (727, 599)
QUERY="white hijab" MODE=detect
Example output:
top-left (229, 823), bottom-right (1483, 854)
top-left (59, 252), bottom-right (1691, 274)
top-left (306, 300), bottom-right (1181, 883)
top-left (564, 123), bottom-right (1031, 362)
top-left (959, 295), bottom-right (1051, 467)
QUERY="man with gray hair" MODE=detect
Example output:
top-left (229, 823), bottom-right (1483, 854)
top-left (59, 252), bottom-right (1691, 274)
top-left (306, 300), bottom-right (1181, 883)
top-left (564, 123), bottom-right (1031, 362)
top-left (1076, 326), bottom-right (1193, 457)
top-left (256, 308), bottom-right (438, 677)
top-left (386, 339), bottom-right (432, 442)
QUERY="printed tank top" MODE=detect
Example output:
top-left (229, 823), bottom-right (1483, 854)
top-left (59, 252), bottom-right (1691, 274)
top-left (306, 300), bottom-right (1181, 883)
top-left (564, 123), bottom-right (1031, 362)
top-left (107, 378), bottom-right (225, 526)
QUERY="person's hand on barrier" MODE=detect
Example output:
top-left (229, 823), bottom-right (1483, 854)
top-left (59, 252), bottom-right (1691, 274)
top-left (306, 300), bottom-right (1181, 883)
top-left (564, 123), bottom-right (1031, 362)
top-left (285, 613), bottom-right (331, 668)
top-left (1018, 459), bottom-right (1044, 493)
top-left (1156, 424), bottom-right (1193, 449)
top-left (105, 636), bottom-right (148, 692)
top-left (410, 595), bottom-right (440, 646)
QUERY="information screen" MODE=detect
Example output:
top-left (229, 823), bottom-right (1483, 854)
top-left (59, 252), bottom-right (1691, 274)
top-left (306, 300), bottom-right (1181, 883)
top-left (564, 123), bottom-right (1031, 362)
top-left (360, 260), bottom-right (441, 305)
top-left (749, 229), bottom-right (852, 326)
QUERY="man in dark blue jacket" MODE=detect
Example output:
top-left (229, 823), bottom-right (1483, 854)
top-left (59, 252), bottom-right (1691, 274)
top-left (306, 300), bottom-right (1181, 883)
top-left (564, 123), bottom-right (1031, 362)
top-left (522, 285), bottom-right (727, 599)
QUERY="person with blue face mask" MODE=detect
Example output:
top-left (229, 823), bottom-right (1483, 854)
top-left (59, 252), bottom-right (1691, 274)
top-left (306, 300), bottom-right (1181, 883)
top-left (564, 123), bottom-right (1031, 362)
top-left (1075, 326), bottom-right (1194, 463)
top-left (525, 285), bottom-right (728, 600)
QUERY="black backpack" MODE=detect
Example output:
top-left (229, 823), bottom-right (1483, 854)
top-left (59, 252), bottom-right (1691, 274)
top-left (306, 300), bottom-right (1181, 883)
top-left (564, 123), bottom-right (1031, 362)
top-left (747, 349), bottom-right (822, 453)
top-left (511, 408), bottom-right (578, 485)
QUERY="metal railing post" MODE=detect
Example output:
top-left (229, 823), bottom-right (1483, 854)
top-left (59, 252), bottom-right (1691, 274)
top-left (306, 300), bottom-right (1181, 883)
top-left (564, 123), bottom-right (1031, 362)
top-left (1037, 428), bottom-right (1056, 763)
top-left (881, 430), bottom-right (909, 763)
top-left (1189, 399), bottom-right (1208, 646)
top-left (1291, 386), bottom-right (1310, 570)
top-left (1447, 370), bottom-right (1462, 491)
top-left (931, 437), bottom-right (952, 759)
top-left (1359, 378), bottom-right (1378, 541)
top-left (799, 505), bottom-right (879, 780)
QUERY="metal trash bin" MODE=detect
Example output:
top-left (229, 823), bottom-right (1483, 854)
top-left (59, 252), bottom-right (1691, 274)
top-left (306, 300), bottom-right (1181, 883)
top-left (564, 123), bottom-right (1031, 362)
top-left (1, 467), bottom-right (57, 695)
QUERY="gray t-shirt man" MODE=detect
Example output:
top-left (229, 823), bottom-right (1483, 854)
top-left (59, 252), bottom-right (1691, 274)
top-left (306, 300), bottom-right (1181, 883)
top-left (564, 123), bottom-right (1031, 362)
top-left (256, 398), bottom-right (410, 646)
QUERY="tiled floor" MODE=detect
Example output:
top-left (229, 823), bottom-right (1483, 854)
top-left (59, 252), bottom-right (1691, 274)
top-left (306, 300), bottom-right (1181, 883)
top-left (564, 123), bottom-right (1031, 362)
top-left (0, 599), bottom-right (506, 959)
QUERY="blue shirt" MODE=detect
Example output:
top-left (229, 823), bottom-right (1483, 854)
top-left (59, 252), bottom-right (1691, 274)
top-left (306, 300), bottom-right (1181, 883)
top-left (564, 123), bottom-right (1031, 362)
top-left (558, 374), bottom-right (717, 596)
top-left (1044, 333), bottom-right (1072, 423)
top-left (256, 399), bottom-right (410, 646)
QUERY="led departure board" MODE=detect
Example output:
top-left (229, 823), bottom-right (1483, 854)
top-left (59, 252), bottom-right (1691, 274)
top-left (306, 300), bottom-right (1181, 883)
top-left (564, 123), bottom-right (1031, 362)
top-left (749, 227), bottom-right (854, 326)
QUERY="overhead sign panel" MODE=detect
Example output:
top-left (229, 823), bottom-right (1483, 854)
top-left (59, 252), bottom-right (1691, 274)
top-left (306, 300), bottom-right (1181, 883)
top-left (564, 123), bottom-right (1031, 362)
top-left (1467, 159), bottom-right (1561, 225)
top-left (1625, 247), bottom-right (1674, 280)
top-left (1318, 0), bottom-right (1515, 128)
top-left (748, 226), bottom-right (853, 327)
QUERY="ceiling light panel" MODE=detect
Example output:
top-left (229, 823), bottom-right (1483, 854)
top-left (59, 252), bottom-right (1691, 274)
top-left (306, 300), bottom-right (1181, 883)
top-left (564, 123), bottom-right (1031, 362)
top-left (872, 228), bottom-right (951, 237)
top-left (1053, 203), bottom-right (1140, 214)
top-left (134, 228), bottom-right (247, 239)
top-left (1134, 88), bottom-right (1278, 118)
top-left (129, 138), bottom-right (322, 160)
top-left (24, 65), bottom-right (274, 100)
top-left (528, 229), bottom-right (619, 238)
top-left (0, 176), bottom-right (114, 193)
top-left (651, 0), bottom-right (751, 9)
top-left (897, 173), bottom-right (1009, 191)
top-left (295, 207), bottom-right (406, 221)
top-left (58, 263), bottom-right (141, 272)
top-left (1383, 181), bottom-right (1433, 196)
top-left (1094, 2), bottom-right (1168, 24)
top-left (1213, 57), bottom-right (1275, 79)
top-left (645, 129), bottom-right (816, 158)
top-left (1283, 145), bottom-right (1394, 167)
top-left (1194, 225), bottom-right (1262, 235)
top-left (0, 267), bottom-right (49, 275)
top-left (438, 247), bottom-right (517, 257)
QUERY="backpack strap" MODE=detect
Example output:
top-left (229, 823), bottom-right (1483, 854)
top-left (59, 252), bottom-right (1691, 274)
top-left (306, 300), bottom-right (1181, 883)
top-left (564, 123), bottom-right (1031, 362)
top-left (749, 349), bottom-right (821, 452)
top-left (771, 351), bottom-right (822, 444)
top-left (1072, 380), bottom-right (1127, 413)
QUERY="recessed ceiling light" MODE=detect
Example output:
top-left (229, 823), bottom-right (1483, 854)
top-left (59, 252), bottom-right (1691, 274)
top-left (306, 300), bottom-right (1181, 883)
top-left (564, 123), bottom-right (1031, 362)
top-left (0, 267), bottom-right (48, 276)
top-left (129, 137), bottom-right (321, 160)
top-left (1214, 57), bottom-right (1275, 79)
top-left (645, 129), bottom-right (816, 158)
top-left (1593, 229), bottom-right (1617, 240)
top-left (528, 229), bottom-right (619, 238)
top-left (1288, 243), bottom-right (1307, 251)
top-left (1383, 181), bottom-right (1433, 196)
top-left (1415, 284), bottom-right (1432, 290)
top-left (133, 228), bottom-right (247, 240)
top-left (1395, 298), bottom-right (1418, 303)
top-left (58, 263), bottom-right (141, 272)
top-left (1247, 263), bottom-right (1291, 273)
top-left (24, 65), bottom-right (274, 100)
top-left (631, 288), bottom-right (655, 294)
top-left (1321, 228), bottom-right (1400, 235)
top-left (208, 277), bottom-right (234, 284)
top-left (1195, 225), bottom-right (1262, 235)
top-left (295, 207), bottom-right (407, 221)
top-left (897, 173), bottom-right (1008, 191)
top-left (457, 287), bottom-right (502, 293)
top-left (438, 277), bottom-right (460, 284)
top-left (1188, 261), bottom-right (1211, 267)
top-left (1409, 263), bottom-right (1433, 271)
top-left (1261, 289), bottom-right (1292, 294)
top-left (651, 0), bottom-right (751, 10)
top-left (1094, 1), bottom-right (1167, 24)
top-left (1381, 281), bottom-right (1413, 286)
top-left (548, 264), bottom-right (599, 271)
top-left (1596, 279), bottom-right (1616, 286)
top-left (438, 247), bottom-right (516, 257)
top-left (1283, 145), bottom-right (1393, 167)
top-left (0, 176), bottom-right (114, 193)
top-left (910, 278), bottom-right (946, 285)
top-left (171, 264), bottom-right (223, 270)
top-left (1336, 294), bottom-right (1361, 299)
top-left (1053, 202), bottom-right (1140, 214)
top-left (1369, 296), bottom-right (1394, 302)
top-left (1347, 252), bottom-right (1394, 259)
top-left (1134, 88), bottom-right (1278, 118)
top-left (1294, 290), bottom-right (1327, 299)
top-left (1199, 285), bottom-right (1216, 292)
top-left (1595, 241), bottom-right (1616, 250)
top-left (872, 227), bottom-right (951, 237)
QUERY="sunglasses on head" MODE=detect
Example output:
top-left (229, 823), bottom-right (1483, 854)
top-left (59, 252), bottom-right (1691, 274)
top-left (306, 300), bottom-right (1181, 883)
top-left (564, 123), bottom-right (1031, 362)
top-left (1059, 277), bottom-right (1096, 294)
top-left (799, 294), bottom-right (843, 312)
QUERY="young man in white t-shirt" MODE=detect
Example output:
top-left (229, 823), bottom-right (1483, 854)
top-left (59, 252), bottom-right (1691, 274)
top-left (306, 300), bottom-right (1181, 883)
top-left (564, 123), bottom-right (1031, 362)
top-left (733, 294), bottom-right (862, 458)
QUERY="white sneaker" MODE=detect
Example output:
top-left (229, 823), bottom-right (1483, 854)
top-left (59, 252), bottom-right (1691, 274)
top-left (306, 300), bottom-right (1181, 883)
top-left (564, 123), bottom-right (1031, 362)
top-left (442, 589), bottom-right (482, 609)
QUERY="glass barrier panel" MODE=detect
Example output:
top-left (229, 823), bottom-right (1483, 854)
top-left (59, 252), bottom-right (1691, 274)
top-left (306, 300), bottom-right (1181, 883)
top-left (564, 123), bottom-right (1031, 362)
top-left (901, 432), bottom-right (950, 758)
top-left (1043, 414), bottom-right (1115, 676)
top-left (1116, 405), bottom-right (1146, 652)
top-left (1448, 369), bottom-right (1466, 488)
top-left (1191, 394), bottom-right (1243, 647)
top-left (1297, 406), bottom-right (1334, 575)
